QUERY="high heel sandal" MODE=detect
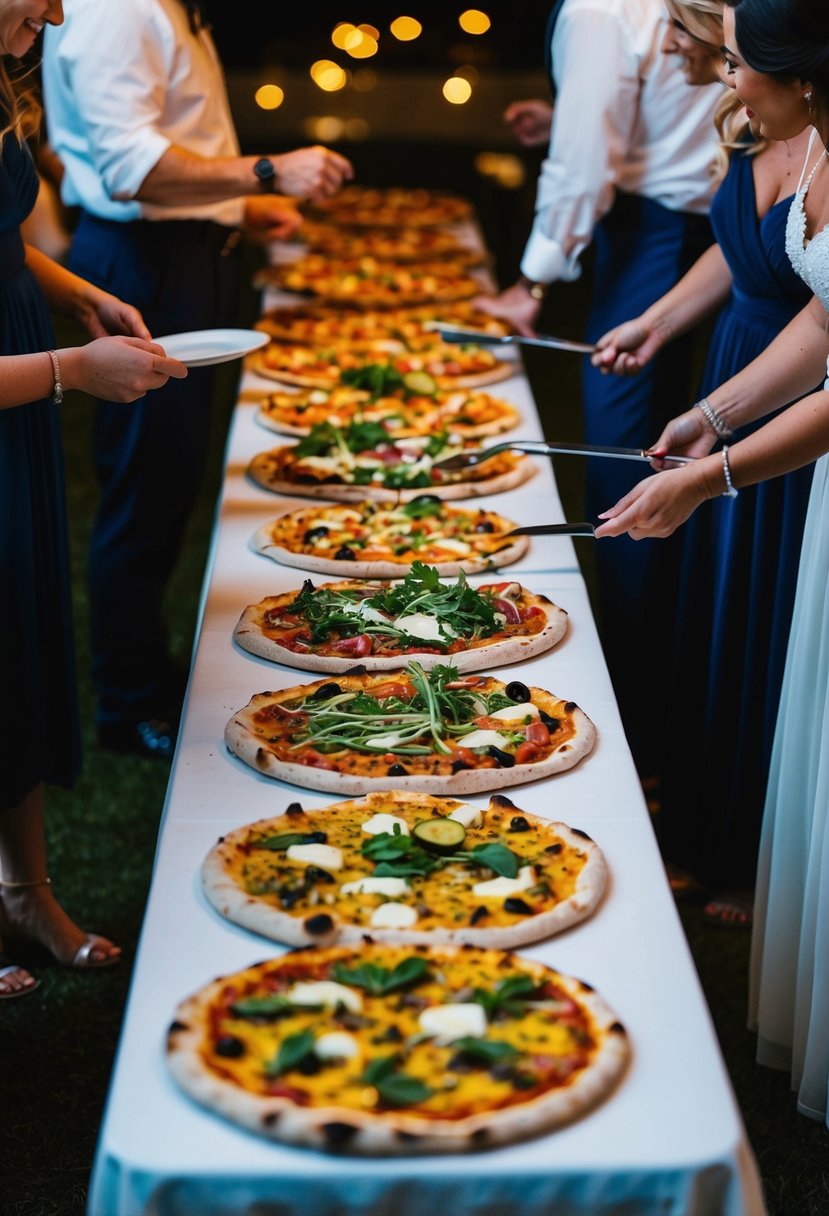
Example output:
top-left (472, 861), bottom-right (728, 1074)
top-left (0, 877), bottom-right (120, 970)
top-left (0, 951), bottom-right (39, 999)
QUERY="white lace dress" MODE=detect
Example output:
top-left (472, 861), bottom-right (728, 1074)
top-left (749, 129), bottom-right (829, 1122)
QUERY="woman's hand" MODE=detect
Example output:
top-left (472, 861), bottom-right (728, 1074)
top-left (64, 336), bottom-right (188, 402)
top-left (591, 316), bottom-right (669, 376)
top-left (75, 287), bottom-right (152, 342)
top-left (594, 460), bottom-right (720, 540)
top-left (647, 407), bottom-right (718, 467)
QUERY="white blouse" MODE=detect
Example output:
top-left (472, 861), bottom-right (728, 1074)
top-left (521, 0), bottom-right (721, 284)
top-left (42, 0), bottom-right (244, 227)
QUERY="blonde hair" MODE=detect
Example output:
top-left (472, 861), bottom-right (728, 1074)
top-left (0, 56), bottom-right (43, 146)
top-left (666, 0), bottom-right (767, 180)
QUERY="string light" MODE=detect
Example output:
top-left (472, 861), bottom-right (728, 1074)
top-left (459, 9), bottom-right (491, 34)
top-left (255, 84), bottom-right (284, 111)
top-left (310, 60), bottom-right (347, 92)
top-left (443, 76), bottom-right (472, 104)
top-left (390, 16), bottom-right (422, 40)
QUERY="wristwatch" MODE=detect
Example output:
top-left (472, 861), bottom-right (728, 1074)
top-left (253, 157), bottom-right (278, 193)
top-left (519, 274), bottom-right (549, 301)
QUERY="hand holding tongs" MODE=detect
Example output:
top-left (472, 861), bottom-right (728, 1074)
top-left (428, 323), bottom-right (596, 355)
top-left (433, 439), bottom-right (695, 472)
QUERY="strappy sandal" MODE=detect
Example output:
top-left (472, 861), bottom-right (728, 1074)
top-left (0, 877), bottom-right (121, 969)
top-left (702, 891), bottom-right (753, 929)
top-left (0, 952), bottom-right (38, 998)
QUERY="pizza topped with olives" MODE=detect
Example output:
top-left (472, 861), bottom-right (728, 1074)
top-left (251, 497), bottom-right (529, 579)
top-left (263, 255), bottom-right (480, 307)
top-left (249, 343), bottom-right (514, 391)
top-left (254, 302), bottom-right (510, 349)
top-left (307, 185), bottom-right (474, 228)
top-left (233, 563), bottom-right (567, 673)
top-left (224, 661), bottom-right (596, 795)
top-left (298, 221), bottom-right (482, 264)
top-left (166, 941), bottom-right (629, 1153)
top-left (201, 791), bottom-right (607, 948)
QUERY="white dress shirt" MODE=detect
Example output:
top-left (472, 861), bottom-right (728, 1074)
top-left (521, 0), bottom-right (721, 283)
top-left (42, 0), bottom-right (244, 227)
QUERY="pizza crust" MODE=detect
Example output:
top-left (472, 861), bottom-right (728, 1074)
top-left (250, 522), bottom-right (531, 579)
top-left (246, 455), bottom-right (537, 503)
top-left (201, 791), bottom-right (607, 949)
top-left (254, 397), bottom-right (522, 442)
top-left (248, 357), bottom-right (515, 392)
top-left (166, 946), bottom-right (629, 1154)
top-left (223, 677), bottom-right (597, 797)
top-left (232, 582), bottom-right (568, 674)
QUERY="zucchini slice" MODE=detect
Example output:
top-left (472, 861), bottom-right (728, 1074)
top-left (413, 817), bottom-right (467, 855)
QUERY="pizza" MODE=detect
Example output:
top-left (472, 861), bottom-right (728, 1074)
top-left (246, 423), bottom-right (534, 503)
top-left (166, 941), bottom-right (629, 1153)
top-left (307, 185), bottom-right (474, 228)
top-left (254, 302), bottom-right (510, 348)
top-left (251, 498), bottom-right (529, 579)
top-left (224, 661), bottom-right (596, 795)
top-left (248, 343), bottom-right (514, 391)
top-left (233, 563), bottom-right (567, 673)
top-left (255, 382), bottom-right (520, 440)
top-left (298, 220), bottom-right (483, 264)
top-left (263, 255), bottom-right (480, 307)
top-left (201, 791), bottom-right (607, 948)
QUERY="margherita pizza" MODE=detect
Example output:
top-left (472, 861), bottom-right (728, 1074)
top-left (247, 423), bottom-right (534, 503)
top-left (224, 662), bottom-right (596, 795)
top-left (255, 382), bottom-right (520, 440)
top-left (233, 563), bottom-right (567, 673)
top-left (251, 498), bottom-right (529, 579)
top-left (249, 344), bottom-right (514, 391)
top-left (254, 303), bottom-right (510, 349)
top-left (264, 255), bottom-right (480, 308)
top-left (307, 185), bottom-right (474, 228)
top-left (166, 942), bottom-right (629, 1153)
top-left (201, 791), bottom-right (606, 948)
top-left (298, 221), bottom-right (482, 264)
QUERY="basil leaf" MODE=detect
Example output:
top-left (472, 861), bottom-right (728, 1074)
top-left (254, 832), bottom-right (319, 852)
top-left (451, 1036), bottom-right (519, 1063)
top-left (267, 1030), bottom-right (316, 1076)
top-left (361, 1053), bottom-right (399, 1085)
top-left (468, 843), bottom-right (519, 879)
top-left (374, 1072), bottom-right (434, 1108)
top-left (331, 956), bottom-right (430, 995)
top-left (473, 974), bottom-right (539, 1018)
top-left (229, 995), bottom-right (292, 1019)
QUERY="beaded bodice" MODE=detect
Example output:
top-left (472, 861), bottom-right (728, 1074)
top-left (785, 136), bottom-right (829, 313)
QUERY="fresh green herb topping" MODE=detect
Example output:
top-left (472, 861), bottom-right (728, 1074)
top-left (473, 975), bottom-right (542, 1019)
top-left (266, 1030), bottom-right (317, 1076)
top-left (361, 1054), bottom-right (434, 1106)
top-left (361, 828), bottom-right (519, 880)
top-left (330, 956), bottom-right (430, 995)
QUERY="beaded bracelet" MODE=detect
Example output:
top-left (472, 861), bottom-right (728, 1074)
top-left (47, 349), bottom-right (63, 405)
top-left (694, 396), bottom-right (732, 439)
top-left (721, 446), bottom-right (738, 499)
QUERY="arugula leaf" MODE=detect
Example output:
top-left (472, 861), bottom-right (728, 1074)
top-left (340, 364), bottom-right (405, 399)
top-left (229, 995), bottom-right (293, 1019)
top-left (402, 498), bottom-right (444, 520)
top-left (466, 842), bottom-right (519, 878)
top-left (266, 1030), bottom-right (316, 1076)
top-left (330, 956), bottom-right (430, 995)
top-left (361, 830), bottom-right (439, 877)
top-left (450, 1037), bottom-right (520, 1064)
top-left (253, 832), bottom-right (323, 852)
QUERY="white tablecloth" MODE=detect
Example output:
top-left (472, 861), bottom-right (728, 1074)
top-left (87, 302), bottom-right (766, 1216)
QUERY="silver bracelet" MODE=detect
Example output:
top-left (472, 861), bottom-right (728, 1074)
top-left (694, 397), bottom-right (732, 439)
top-left (721, 446), bottom-right (738, 499)
top-left (47, 349), bottom-right (63, 405)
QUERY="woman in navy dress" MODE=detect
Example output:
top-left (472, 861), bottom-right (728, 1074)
top-left (0, 0), bottom-right (185, 996)
top-left (593, 0), bottom-right (813, 920)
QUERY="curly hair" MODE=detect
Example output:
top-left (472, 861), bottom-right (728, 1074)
top-left (0, 54), bottom-right (43, 147)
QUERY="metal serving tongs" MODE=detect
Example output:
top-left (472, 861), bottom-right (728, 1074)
top-left (504, 521), bottom-right (596, 538)
top-left (433, 439), bottom-right (695, 472)
top-left (427, 323), bottom-right (596, 355)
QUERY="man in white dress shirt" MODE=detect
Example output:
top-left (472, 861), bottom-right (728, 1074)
top-left (478, 0), bottom-right (720, 780)
top-left (42, 0), bottom-right (353, 760)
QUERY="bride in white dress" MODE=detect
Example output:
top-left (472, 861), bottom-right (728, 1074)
top-left (593, 0), bottom-right (829, 1121)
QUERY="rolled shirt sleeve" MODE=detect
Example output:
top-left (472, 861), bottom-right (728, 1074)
top-left (520, 3), bottom-right (641, 283)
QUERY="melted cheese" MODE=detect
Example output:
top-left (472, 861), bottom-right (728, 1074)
top-left (447, 803), bottom-right (484, 828)
top-left (370, 902), bottom-right (418, 929)
top-left (287, 981), bottom-right (363, 1012)
top-left (458, 729), bottom-right (510, 750)
top-left (472, 865), bottom-right (536, 898)
top-left (490, 703), bottom-right (540, 722)
top-left (418, 1002), bottom-right (488, 1042)
top-left (361, 813), bottom-right (410, 836)
top-left (340, 876), bottom-right (410, 897)
top-left (394, 612), bottom-right (456, 641)
top-left (286, 843), bottom-right (344, 870)
top-left (314, 1031), bottom-right (360, 1060)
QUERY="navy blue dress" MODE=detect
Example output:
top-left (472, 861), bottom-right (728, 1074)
top-left (0, 133), bottom-right (80, 812)
top-left (659, 148), bottom-right (814, 889)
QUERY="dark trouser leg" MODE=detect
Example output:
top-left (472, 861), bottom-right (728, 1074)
top-left (68, 215), bottom-right (241, 726)
top-left (582, 195), bottom-right (712, 777)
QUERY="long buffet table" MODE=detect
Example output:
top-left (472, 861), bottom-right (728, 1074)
top-left (88, 217), bottom-right (766, 1216)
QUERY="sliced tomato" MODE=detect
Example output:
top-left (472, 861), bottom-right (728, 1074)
top-left (514, 740), bottom-right (543, 765)
top-left (450, 746), bottom-right (479, 769)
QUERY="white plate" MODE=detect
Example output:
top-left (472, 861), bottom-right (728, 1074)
top-left (154, 328), bottom-right (268, 367)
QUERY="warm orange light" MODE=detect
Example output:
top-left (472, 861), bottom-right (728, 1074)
top-left (475, 151), bottom-right (525, 189)
top-left (459, 9), bottom-right (491, 34)
top-left (255, 84), bottom-right (285, 111)
top-left (345, 31), bottom-right (379, 59)
top-left (331, 22), bottom-right (356, 50)
top-left (310, 60), bottom-right (347, 92)
top-left (443, 76), bottom-right (472, 104)
top-left (390, 15), bottom-right (422, 40)
top-left (358, 23), bottom-right (380, 39)
top-left (305, 115), bottom-right (346, 141)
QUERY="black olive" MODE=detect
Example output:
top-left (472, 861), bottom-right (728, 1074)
top-left (488, 745), bottom-right (515, 768)
top-left (302, 526), bottom-right (329, 543)
top-left (504, 897), bottom-right (533, 915)
top-left (475, 519), bottom-right (495, 533)
top-left (334, 546), bottom-right (356, 560)
top-left (297, 1054), bottom-right (322, 1076)
top-left (308, 682), bottom-right (342, 701)
top-left (539, 711), bottom-right (560, 731)
top-left (285, 802), bottom-right (304, 817)
top-left (303, 912), bottom-right (334, 936)
top-left (505, 681), bottom-right (531, 703)
top-left (307, 866), bottom-right (335, 884)
top-left (470, 905), bottom-right (488, 925)
top-left (489, 1062), bottom-right (517, 1081)
top-left (509, 816), bottom-right (530, 832)
top-left (387, 763), bottom-right (408, 776)
top-left (451, 758), bottom-right (471, 773)
top-left (545, 842), bottom-right (562, 854)
top-left (215, 1035), bottom-right (245, 1059)
top-left (308, 830), bottom-right (328, 844)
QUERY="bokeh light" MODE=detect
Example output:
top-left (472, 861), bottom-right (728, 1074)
top-left (344, 117), bottom-right (371, 141)
top-left (390, 16), bottom-right (422, 41)
top-left (304, 115), bottom-right (346, 141)
top-left (331, 23), bottom-right (355, 50)
top-left (254, 84), bottom-right (284, 111)
top-left (310, 60), bottom-right (347, 91)
top-left (474, 151), bottom-right (526, 189)
top-left (459, 9), bottom-right (491, 34)
top-left (344, 29), bottom-right (379, 58)
top-left (443, 76), bottom-right (473, 104)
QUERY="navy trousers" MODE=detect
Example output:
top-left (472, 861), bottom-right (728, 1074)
top-left (581, 193), bottom-right (712, 776)
top-left (68, 214), bottom-right (242, 726)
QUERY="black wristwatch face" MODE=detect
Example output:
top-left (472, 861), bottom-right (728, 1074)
top-left (253, 157), bottom-right (277, 192)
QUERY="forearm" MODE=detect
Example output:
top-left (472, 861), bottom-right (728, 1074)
top-left (24, 243), bottom-right (99, 323)
top-left (132, 145), bottom-right (258, 206)
top-left (705, 297), bottom-right (829, 427)
top-left (724, 388), bottom-right (829, 488)
top-left (639, 245), bottom-right (733, 346)
top-left (0, 348), bottom-right (86, 409)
